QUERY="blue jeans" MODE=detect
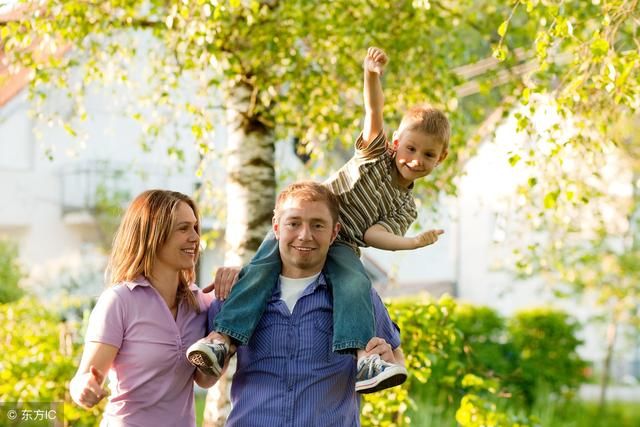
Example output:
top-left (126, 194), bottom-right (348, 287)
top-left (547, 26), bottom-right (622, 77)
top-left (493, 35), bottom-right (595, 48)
top-left (212, 233), bottom-right (375, 352)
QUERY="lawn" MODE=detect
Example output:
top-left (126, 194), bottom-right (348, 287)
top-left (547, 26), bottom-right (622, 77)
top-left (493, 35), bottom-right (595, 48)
top-left (196, 390), bottom-right (640, 426)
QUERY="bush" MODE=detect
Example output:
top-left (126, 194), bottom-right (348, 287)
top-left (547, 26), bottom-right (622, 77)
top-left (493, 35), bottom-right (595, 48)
top-left (361, 294), bottom-right (460, 426)
top-left (507, 308), bottom-right (587, 406)
top-left (361, 297), bottom-right (587, 426)
top-left (0, 297), bottom-right (102, 426)
top-left (0, 239), bottom-right (24, 304)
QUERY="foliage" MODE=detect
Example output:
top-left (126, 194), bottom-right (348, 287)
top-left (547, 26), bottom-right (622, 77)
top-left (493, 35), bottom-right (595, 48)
top-left (408, 392), bottom-right (640, 427)
top-left (361, 298), bottom-right (586, 426)
top-left (456, 391), bottom-right (533, 427)
top-left (455, 304), bottom-right (517, 384)
top-left (0, 297), bottom-right (103, 426)
top-left (362, 295), bottom-right (460, 425)
top-left (0, 239), bottom-right (25, 304)
top-left (0, 0), bottom-right (638, 197)
top-left (494, 100), bottom-right (639, 403)
top-left (507, 308), bottom-right (588, 406)
top-left (93, 180), bottom-right (129, 250)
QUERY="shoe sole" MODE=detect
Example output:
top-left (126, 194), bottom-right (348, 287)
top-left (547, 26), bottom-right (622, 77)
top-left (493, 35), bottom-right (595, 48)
top-left (355, 366), bottom-right (408, 394)
top-left (186, 343), bottom-right (224, 377)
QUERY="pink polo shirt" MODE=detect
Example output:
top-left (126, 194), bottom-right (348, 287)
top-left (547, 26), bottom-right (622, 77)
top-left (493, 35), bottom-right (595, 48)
top-left (86, 276), bottom-right (213, 427)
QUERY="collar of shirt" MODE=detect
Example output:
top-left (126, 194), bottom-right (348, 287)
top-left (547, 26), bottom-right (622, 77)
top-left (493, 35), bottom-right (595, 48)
top-left (123, 275), bottom-right (200, 293)
top-left (271, 272), bottom-right (328, 302)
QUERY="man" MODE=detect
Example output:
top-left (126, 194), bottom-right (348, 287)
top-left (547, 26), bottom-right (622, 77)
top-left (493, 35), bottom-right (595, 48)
top-left (207, 182), bottom-right (406, 426)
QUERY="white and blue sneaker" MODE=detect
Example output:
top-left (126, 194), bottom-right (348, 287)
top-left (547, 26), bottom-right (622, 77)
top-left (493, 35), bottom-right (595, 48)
top-left (355, 354), bottom-right (408, 394)
top-left (186, 341), bottom-right (228, 377)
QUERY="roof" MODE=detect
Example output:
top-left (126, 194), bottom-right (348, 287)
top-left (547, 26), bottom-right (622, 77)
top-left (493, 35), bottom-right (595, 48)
top-left (0, 5), bottom-right (68, 107)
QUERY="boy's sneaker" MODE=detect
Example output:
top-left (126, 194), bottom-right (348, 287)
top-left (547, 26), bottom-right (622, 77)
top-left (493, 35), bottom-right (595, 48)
top-left (186, 341), bottom-right (228, 377)
top-left (355, 354), bottom-right (408, 394)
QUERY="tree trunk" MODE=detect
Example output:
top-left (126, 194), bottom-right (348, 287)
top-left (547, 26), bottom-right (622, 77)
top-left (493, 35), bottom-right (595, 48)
top-left (202, 79), bottom-right (275, 427)
top-left (598, 315), bottom-right (618, 411)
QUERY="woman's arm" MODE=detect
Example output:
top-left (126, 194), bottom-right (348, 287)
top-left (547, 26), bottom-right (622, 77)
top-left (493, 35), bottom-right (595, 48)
top-left (70, 342), bottom-right (118, 409)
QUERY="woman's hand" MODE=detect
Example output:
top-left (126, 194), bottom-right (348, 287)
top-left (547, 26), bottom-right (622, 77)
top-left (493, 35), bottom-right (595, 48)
top-left (70, 342), bottom-right (117, 409)
top-left (70, 366), bottom-right (107, 408)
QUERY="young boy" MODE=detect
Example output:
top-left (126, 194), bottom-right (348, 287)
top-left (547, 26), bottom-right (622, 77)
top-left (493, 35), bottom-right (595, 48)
top-left (187, 47), bottom-right (450, 393)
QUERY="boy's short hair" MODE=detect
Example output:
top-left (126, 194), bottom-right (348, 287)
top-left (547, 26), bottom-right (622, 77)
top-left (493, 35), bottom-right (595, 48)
top-left (274, 181), bottom-right (340, 226)
top-left (398, 105), bottom-right (450, 149)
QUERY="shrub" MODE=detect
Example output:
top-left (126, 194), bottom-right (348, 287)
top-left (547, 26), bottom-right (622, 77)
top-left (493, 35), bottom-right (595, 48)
top-left (361, 294), bottom-right (460, 426)
top-left (507, 308), bottom-right (587, 406)
top-left (0, 297), bottom-right (102, 426)
top-left (361, 298), bottom-right (586, 426)
top-left (0, 239), bottom-right (24, 304)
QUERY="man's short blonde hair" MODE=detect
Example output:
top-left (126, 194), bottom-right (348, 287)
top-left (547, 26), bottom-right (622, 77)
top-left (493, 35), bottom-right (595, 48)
top-left (398, 105), bottom-right (451, 150)
top-left (274, 181), bottom-right (340, 226)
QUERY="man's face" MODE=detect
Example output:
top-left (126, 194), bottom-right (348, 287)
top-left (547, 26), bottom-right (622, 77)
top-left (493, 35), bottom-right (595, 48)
top-left (273, 197), bottom-right (340, 279)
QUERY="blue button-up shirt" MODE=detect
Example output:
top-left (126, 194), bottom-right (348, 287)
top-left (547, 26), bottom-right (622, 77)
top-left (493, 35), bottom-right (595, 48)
top-left (208, 273), bottom-right (401, 427)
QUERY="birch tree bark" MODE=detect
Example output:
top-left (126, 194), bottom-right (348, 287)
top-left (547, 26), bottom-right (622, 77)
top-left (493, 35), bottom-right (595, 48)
top-left (202, 79), bottom-right (275, 427)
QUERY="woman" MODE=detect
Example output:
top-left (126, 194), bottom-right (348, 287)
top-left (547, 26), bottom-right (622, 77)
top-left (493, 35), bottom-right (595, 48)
top-left (70, 189), bottom-right (219, 426)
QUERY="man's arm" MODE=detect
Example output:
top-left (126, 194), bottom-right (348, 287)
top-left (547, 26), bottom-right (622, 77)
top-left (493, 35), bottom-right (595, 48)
top-left (362, 47), bottom-right (388, 146)
top-left (364, 224), bottom-right (444, 251)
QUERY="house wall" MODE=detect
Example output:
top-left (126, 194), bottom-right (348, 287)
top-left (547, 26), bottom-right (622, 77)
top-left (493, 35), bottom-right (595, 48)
top-left (0, 83), bottom-right (225, 296)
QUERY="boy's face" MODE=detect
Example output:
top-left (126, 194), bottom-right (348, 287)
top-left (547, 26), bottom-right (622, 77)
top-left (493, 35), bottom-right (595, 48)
top-left (392, 129), bottom-right (448, 188)
top-left (273, 196), bottom-right (340, 279)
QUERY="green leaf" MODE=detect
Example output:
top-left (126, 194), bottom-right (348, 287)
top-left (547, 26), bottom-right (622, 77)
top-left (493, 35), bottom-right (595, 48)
top-left (63, 123), bottom-right (77, 137)
top-left (590, 37), bottom-right (609, 58)
top-left (521, 87), bottom-right (531, 105)
top-left (497, 21), bottom-right (508, 38)
top-left (492, 45), bottom-right (508, 62)
top-left (543, 191), bottom-right (559, 209)
top-left (508, 154), bottom-right (521, 166)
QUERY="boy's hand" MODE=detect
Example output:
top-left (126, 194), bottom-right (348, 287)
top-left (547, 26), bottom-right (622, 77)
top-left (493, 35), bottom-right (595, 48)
top-left (364, 47), bottom-right (388, 75)
top-left (412, 229), bottom-right (444, 249)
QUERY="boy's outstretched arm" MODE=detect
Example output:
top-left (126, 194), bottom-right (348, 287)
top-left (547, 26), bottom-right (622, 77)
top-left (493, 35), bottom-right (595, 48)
top-left (362, 47), bottom-right (388, 147)
top-left (364, 224), bottom-right (444, 251)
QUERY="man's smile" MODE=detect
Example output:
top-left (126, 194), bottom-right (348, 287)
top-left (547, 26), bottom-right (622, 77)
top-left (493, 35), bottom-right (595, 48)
top-left (291, 246), bottom-right (315, 252)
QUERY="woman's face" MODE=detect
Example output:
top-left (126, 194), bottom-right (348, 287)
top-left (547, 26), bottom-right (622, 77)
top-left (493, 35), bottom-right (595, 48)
top-left (155, 202), bottom-right (200, 273)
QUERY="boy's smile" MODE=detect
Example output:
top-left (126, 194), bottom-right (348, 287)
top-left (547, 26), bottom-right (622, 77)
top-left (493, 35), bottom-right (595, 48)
top-left (392, 130), bottom-right (448, 188)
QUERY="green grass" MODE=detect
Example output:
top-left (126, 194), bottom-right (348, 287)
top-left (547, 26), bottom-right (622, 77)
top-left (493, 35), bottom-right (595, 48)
top-left (530, 400), bottom-right (640, 427)
top-left (405, 390), bottom-right (640, 427)
top-left (195, 387), bottom-right (640, 427)
top-left (195, 392), bottom-right (206, 427)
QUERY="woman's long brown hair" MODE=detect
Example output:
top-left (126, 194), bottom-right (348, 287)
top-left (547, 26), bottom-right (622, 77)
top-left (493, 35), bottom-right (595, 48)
top-left (106, 189), bottom-right (201, 312)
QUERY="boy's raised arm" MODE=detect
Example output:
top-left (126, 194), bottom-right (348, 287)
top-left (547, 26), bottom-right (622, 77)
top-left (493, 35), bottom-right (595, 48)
top-left (362, 47), bottom-right (388, 147)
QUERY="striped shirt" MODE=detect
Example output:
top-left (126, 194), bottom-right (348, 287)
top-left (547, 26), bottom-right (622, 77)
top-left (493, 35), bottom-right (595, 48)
top-left (324, 131), bottom-right (418, 250)
top-left (208, 274), bottom-right (401, 427)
